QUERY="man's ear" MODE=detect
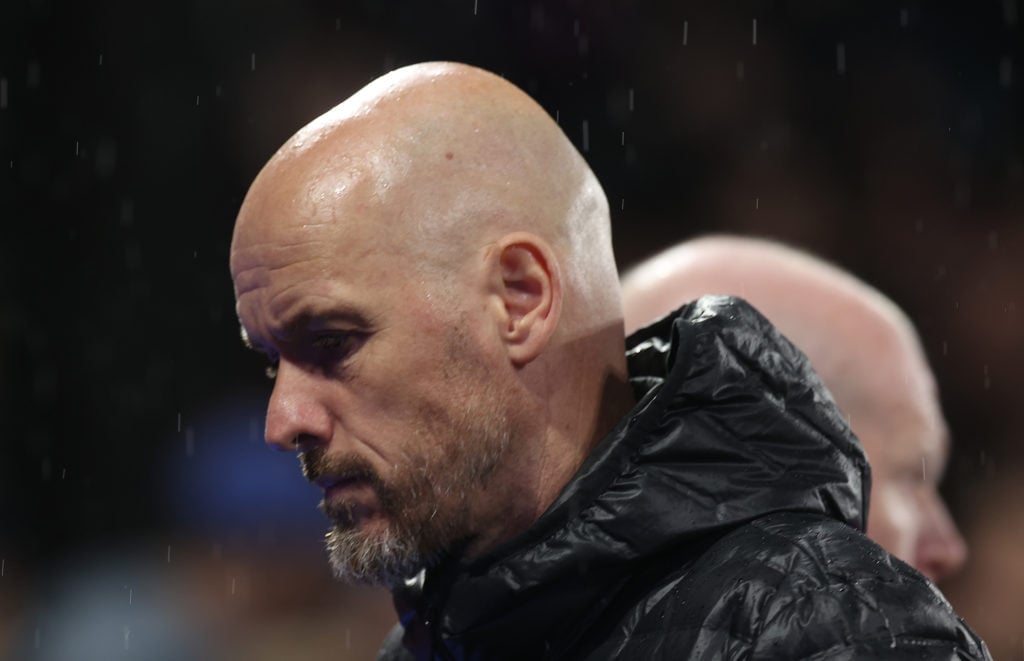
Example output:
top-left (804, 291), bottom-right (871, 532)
top-left (488, 232), bottom-right (562, 367)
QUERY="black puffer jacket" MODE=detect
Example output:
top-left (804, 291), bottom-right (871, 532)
top-left (378, 296), bottom-right (989, 660)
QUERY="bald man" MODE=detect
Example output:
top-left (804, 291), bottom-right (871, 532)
top-left (622, 236), bottom-right (969, 583)
top-left (230, 63), bottom-right (988, 659)
top-left (622, 236), bottom-right (967, 583)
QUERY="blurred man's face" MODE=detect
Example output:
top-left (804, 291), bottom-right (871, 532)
top-left (855, 373), bottom-right (966, 583)
top-left (230, 164), bottom-right (515, 587)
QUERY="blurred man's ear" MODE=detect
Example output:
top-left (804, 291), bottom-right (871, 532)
top-left (488, 233), bottom-right (562, 367)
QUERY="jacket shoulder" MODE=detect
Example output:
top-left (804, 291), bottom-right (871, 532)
top-left (742, 513), bottom-right (988, 659)
top-left (582, 513), bottom-right (989, 660)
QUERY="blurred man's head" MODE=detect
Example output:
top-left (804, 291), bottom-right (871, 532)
top-left (621, 235), bottom-right (966, 582)
top-left (230, 62), bottom-right (631, 587)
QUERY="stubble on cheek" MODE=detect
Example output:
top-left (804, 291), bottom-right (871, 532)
top-left (294, 326), bottom-right (518, 583)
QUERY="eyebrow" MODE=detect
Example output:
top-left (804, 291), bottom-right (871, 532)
top-left (239, 305), bottom-right (374, 353)
top-left (281, 305), bottom-right (374, 334)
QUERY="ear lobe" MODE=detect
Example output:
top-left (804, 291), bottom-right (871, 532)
top-left (493, 234), bottom-right (561, 367)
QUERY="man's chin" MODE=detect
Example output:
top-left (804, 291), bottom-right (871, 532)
top-left (324, 522), bottom-right (423, 588)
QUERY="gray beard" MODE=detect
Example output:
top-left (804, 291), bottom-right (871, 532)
top-left (324, 521), bottom-right (425, 588)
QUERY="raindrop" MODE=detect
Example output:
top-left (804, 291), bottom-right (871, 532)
top-left (128, 587), bottom-right (133, 605)
top-left (123, 625), bottom-right (130, 650)
top-left (900, 8), bottom-right (909, 27)
top-left (195, 94), bottom-right (200, 106)
top-left (75, 140), bottom-right (79, 156)
top-left (251, 52), bottom-right (256, 71)
top-left (581, 120), bottom-right (589, 152)
top-left (1, 558), bottom-right (5, 576)
top-left (61, 467), bottom-right (66, 480)
top-left (983, 364), bottom-right (991, 390)
top-left (98, 53), bottom-right (104, 66)
top-left (335, 17), bottom-right (341, 31)
top-left (736, 61), bottom-right (745, 81)
top-left (752, 18), bottom-right (757, 45)
top-left (620, 198), bottom-right (625, 210)
top-left (921, 457), bottom-right (927, 481)
top-left (473, 0), bottom-right (478, 15)
top-left (683, 20), bottom-right (689, 46)
top-left (177, 412), bottom-right (182, 432)
top-left (755, 197), bottom-right (759, 210)
top-left (942, 340), bottom-right (948, 356)
top-left (836, 43), bottom-right (846, 75)
top-left (628, 88), bottom-right (635, 112)
top-left (1, 77), bottom-right (8, 109)
top-left (621, 131), bottom-right (625, 146)
top-left (186, 427), bottom-right (195, 456)
top-left (988, 230), bottom-right (999, 252)
top-left (231, 576), bottom-right (237, 595)
top-left (167, 545), bottom-right (172, 563)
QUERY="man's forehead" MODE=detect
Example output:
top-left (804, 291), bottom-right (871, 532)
top-left (231, 163), bottom-right (382, 268)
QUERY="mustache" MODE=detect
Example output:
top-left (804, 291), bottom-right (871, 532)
top-left (299, 446), bottom-right (381, 486)
top-left (299, 448), bottom-right (396, 527)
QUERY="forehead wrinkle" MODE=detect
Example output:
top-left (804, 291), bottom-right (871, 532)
top-left (265, 284), bottom-right (357, 324)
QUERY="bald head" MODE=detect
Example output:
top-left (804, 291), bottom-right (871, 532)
top-left (623, 237), bottom-right (925, 415)
top-left (622, 235), bottom-right (967, 582)
top-left (232, 62), bottom-right (619, 331)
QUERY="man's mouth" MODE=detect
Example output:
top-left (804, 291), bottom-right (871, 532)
top-left (300, 451), bottom-right (388, 526)
top-left (316, 474), bottom-right (372, 499)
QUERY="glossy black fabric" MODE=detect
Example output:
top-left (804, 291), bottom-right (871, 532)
top-left (378, 296), bottom-right (989, 660)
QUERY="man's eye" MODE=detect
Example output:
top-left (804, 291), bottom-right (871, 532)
top-left (312, 332), bottom-right (366, 360)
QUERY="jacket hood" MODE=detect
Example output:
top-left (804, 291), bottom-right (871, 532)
top-left (393, 295), bottom-right (871, 658)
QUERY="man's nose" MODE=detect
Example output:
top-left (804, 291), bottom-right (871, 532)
top-left (916, 496), bottom-right (968, 583)
top-left (264, 360), bottom-right (332, 452)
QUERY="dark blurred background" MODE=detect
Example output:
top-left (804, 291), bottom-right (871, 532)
top-left (2, 1), bottom-right (1023, 659)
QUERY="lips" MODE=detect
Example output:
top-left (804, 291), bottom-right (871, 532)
top-left (316, 475), bottom-right (382, 528)
top-left (319, 474), bottom-right (370, 499)
top-left (299, 450), bottom-right (384, 522)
